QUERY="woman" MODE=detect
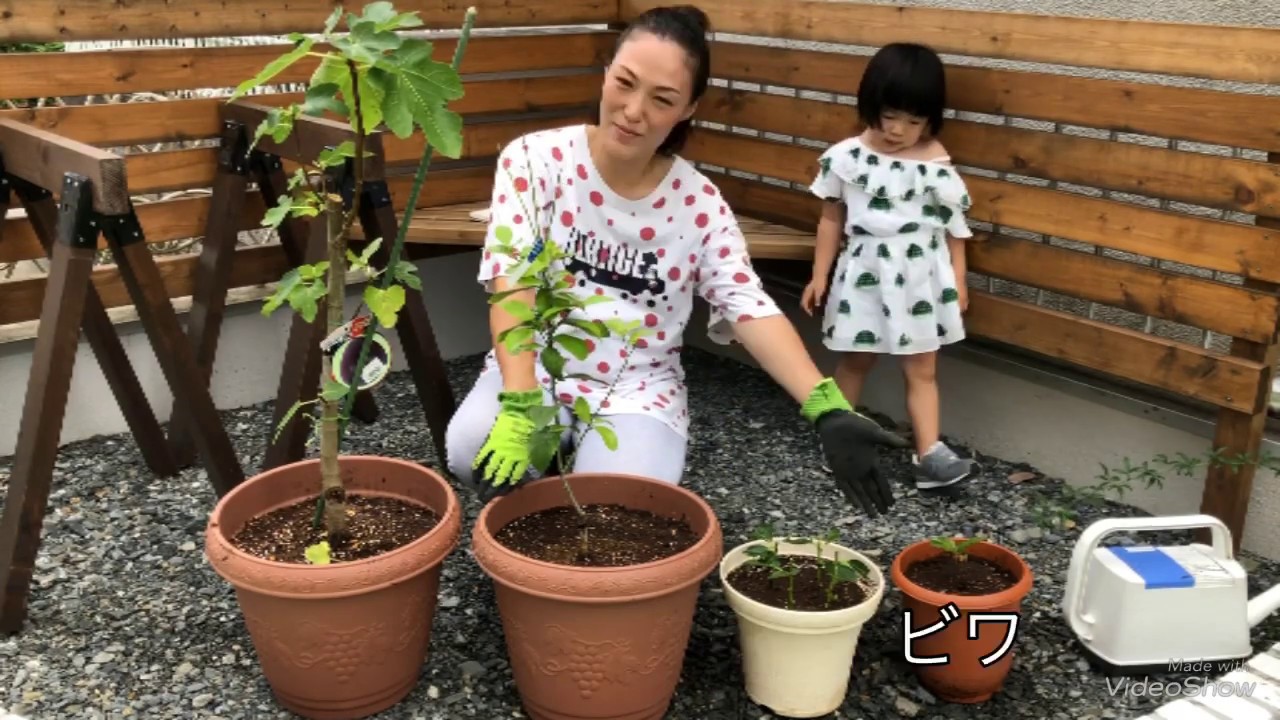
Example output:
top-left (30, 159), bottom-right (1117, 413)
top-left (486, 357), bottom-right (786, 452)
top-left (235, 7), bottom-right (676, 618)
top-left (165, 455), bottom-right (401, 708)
top-left (444, 4), bottom-right (910, 518)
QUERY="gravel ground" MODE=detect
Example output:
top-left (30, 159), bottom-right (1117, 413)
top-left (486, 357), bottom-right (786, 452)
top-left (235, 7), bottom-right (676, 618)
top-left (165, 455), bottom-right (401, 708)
top-left (3, 346), bottom-right (1280, 720)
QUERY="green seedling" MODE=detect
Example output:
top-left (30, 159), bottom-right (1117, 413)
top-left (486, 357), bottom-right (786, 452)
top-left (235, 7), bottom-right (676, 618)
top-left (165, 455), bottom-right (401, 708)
top-left (743, 523), bottom-right (870, 610)
top-left (929, 534), bottom-right (986, 562)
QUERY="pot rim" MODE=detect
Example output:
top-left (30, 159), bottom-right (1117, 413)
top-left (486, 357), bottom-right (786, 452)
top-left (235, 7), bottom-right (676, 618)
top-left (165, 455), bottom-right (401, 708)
top-left (206, 455), bottom-right (461, 575)
top-left (472, 472), bottom-right (722, 601)
top-left (720, 539), bottom-right (886, 623)
top-left (889, 538), bottom-right (1034, 610)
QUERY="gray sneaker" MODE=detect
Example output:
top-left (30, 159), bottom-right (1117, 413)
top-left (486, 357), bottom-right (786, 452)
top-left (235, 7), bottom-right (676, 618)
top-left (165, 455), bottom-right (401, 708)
top-left (913, 442), bottom-right (976, 490)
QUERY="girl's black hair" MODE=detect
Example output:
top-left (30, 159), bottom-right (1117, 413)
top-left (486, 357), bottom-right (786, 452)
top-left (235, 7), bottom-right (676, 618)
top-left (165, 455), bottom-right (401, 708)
top-left (857, 42), bottom-right (947, 136)
top-left (601, 4), bottom-right (712, 155)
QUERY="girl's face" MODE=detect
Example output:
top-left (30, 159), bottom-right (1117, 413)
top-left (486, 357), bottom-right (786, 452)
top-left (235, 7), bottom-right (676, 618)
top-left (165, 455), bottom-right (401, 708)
top-left (597, 31), bottom-right (698, 161)
top-left (867, 109), bottom-right (928, 152)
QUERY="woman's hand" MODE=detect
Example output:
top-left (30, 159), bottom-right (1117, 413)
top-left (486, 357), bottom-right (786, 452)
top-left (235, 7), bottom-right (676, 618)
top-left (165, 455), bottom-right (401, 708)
top-left (802, 377), bottom-right (908, 517)
top-left (957, 276), bottom-right (969, 313)
top-left (800, 277), bottom-right (827, 316)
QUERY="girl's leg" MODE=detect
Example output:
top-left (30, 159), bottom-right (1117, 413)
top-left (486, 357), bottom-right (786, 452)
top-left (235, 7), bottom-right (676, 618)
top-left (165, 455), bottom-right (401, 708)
top-left (899, 351), bottom-right (973, 489)
top-left (834, 351), bottom-right (878, 408)
top-left (899, 351), bottom-right (940, 455)
top-left (568, 414), bottom-right (687, 485)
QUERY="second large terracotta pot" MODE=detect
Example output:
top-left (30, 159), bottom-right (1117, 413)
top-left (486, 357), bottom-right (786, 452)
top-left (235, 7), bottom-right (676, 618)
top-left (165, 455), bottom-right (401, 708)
top-left (472, 473), bottom-right (722, 720)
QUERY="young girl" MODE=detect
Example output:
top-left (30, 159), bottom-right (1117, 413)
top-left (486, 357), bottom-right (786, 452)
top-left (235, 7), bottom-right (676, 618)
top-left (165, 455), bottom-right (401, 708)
top-left (801, 42), bottom-right (977, 491)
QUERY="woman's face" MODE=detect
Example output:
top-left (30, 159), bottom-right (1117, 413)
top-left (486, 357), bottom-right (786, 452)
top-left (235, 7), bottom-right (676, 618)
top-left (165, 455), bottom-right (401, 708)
top-left (597, 31), bottom-right (698, 161)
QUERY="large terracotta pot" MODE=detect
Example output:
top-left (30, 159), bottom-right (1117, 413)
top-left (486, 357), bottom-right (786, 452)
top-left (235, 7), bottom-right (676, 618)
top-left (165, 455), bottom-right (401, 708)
top-left (471, 473), bottom-right (722, 720)
top-left (205, 456), bottom-right (462, 719)
top-left (890, 539), bottom-right (1033, 703)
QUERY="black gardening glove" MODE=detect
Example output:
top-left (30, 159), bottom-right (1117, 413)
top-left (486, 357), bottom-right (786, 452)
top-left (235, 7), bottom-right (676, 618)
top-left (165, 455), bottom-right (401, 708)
top-left (802, 377), bottom-right (909, 517)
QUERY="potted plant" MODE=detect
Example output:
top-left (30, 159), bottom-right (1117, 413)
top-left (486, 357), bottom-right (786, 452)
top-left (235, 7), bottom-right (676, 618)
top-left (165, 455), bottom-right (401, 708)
top-left (719, 523), bottom-right (885, 718)
top-left (890, 533), bottom-right (1034, 704)
top-left (467, 159), bottom-right (723, 720)
top-left (202, 4), bottom-right (476, 718)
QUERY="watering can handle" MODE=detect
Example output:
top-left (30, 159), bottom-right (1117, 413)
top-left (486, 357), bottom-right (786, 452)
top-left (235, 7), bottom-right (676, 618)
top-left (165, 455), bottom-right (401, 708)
top-left (1062, 514), bottom-right (1233, 641)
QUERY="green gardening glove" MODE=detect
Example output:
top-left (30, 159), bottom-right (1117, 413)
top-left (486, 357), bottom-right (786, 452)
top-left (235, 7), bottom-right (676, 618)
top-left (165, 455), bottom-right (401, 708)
top-left (472, 389), bottom-right (544, 494)
top-left (801, 377), bottom-right (910, 517)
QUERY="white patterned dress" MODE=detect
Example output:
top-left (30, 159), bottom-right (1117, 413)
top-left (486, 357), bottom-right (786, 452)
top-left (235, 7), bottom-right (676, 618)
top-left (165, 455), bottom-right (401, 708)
top-left (808, 135), bottom-right (974, 355)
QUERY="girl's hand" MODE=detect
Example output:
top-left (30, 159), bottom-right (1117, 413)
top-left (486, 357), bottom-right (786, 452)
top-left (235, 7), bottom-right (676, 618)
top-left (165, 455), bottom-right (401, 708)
top-left (801, 277), bottom-right (827, 316)
top-left (957, 277), bottom-right (969, 313)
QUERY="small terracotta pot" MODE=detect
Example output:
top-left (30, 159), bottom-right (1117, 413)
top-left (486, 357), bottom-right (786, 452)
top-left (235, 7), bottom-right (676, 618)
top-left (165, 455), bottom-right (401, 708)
top-left (205, 456), bottom-right (461, 719)
top-left (720, 539), bottom-right (885, 718)
top-left (472, 473), bottom-right (722, 720)
top-left (890, 539), bottom-right (1033, 703)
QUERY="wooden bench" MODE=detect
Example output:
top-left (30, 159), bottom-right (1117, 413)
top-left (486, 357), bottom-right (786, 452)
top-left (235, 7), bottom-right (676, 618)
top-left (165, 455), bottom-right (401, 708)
top-left (391, 1), bottom-right (1280, 552)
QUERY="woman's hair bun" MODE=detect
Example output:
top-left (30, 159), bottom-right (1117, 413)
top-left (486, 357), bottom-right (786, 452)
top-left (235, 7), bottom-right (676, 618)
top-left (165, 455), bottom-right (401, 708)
top-left (663, 4), bottom-right (711, 34)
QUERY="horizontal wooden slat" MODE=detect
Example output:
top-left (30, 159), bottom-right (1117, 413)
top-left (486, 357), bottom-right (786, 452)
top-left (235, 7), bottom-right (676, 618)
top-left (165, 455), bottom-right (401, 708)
top-left (968, 234), bottom-right (1280, 343)
top-left (695, 87), bottom-right (1280, 216)
top-left (710, 41), bottom-right (1280, 154)
top-left (0, 32), bottom-right (613, 101)
top-left (624, 0), bottom-right (1280, 84)
top-left (2, 73), bottom-right (601, 150)
top-left (681, 127), bottom-right (1280, 282)
top-left (964, 178), bottom-right (1280, 284)
top-left (2, 0), bottom-right (616, 43)
top-left (0, 165), bottom-right (495, 265)
top-left (0, 244), bottom-right (288, 327)
top-left (965, 291), bottom-right (1266, 414)
top-left (106, 114), bottom-right (577, 199)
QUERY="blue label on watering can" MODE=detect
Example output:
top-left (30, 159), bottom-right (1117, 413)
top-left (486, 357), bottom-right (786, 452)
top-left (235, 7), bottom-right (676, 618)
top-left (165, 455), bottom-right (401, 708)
top-left (1107, 546), bottom-right (1194, 589)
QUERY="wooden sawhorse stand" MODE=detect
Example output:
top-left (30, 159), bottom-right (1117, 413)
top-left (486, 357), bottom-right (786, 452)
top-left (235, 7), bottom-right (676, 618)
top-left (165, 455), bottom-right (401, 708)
top-left (0, 119), bottom-right (245, 633)
top-left (173, 101), bottom-right (455, 472)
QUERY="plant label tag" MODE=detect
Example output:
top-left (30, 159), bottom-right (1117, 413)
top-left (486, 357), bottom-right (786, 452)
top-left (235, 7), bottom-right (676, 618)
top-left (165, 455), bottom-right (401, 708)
top-left (361, 357), bottom-right (386, 385)
top-left (320, 316), bottom-right (371, 355)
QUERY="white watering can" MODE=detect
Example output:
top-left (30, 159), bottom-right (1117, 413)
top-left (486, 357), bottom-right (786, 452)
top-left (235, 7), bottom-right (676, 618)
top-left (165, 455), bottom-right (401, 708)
top-left (1063, 514), bottom-right (1280, 673)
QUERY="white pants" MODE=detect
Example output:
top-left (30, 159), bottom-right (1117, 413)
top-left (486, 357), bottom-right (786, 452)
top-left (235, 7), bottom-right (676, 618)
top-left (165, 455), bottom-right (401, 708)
top-left (444, 365), bottom-right (688, 485)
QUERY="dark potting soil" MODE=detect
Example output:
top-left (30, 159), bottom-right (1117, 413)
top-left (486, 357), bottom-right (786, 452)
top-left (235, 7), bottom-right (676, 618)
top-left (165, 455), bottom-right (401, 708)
top-left (493, 503), bottom-right (700, 567)
top-left (726, 556), bottom-right (868, 611)
top-left (905, 554), bottom-right (1018, 595)
top-left (230, 494), bottom-right (439, 564)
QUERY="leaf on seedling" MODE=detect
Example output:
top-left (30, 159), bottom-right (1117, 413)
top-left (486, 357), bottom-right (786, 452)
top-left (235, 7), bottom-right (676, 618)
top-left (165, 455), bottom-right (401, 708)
top-left (749, 522), bottom-right (775, 542)
top-left (556, 334), bottom-right (590, 360)
top-left (1008, 471), bottom-right (1037, 484)
top-left (567, 319), bottom-right (610, 338)
top-left (364, 285), bottom-right (405, 328)
top-left (379, 38), bottom-right (464, 150)
top-left (231, 37), bottom-right (315, 102)
top-left (305, 541), bottom-right (332, 565)
top-left (542, 347), bottom-right (566, 379)
top-left (302, 82), bottom-right (349, 118)
top-left (317, 140), bottom-right (359, 169)
top-left (392, 261), bottom-right (422, 290)
top-left (262, 194), bottom-right (293, 229)
top-left (500, 299), bottom-right (536, 322)
top-left (498, 326), bottom-right (535, 354)
top-left (596, 425), bottom-right (618, 451)
top-left (527, 405), bottom-right (558, 429)
top-left (262, 267), bottom-right (302, 316)
top-left (745, 545), bottom-right (774, 558)
top-left (322, 5), bottom-right (344, 35)
top-left (572, 396), bottom-right (592, 424)
top-left (529, 427), bottom-right (560, 473)
top-left (321, 378), bottom-right (349, 402)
